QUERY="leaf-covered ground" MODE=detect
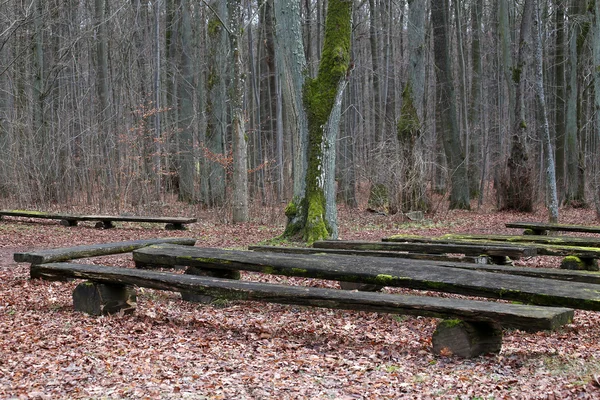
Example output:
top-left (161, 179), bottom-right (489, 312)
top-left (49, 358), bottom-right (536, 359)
top-left (1, 203), bottom-right (600, 399)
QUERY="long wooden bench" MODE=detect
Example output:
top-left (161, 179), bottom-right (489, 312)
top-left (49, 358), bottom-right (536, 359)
top-left (0, 210), bottom-right (196, 230)
top-left (249, 245), bottom-right (488, 264)
top-left (132, 244), bottom-right (600, 311)
top-left (31, 261), bottom-right (575, 358)
top-left (249, 245), bottom-right (600, 285)
top-left (383, 235), bottom-right (600, 271)
top-left (14, 238), bottom-right (197, 279)
top-left (506, 221), bottom-right (600, 235)
top-left (312, 240), bottom-right (536, 265)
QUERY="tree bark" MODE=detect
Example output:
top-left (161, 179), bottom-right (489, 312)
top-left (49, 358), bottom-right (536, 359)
top-left (432, 0), bottom-right (470, 210)
top-left (532, 0), bottom-right (559, 223)
top-left (501, 0), bottom-right (534, 212)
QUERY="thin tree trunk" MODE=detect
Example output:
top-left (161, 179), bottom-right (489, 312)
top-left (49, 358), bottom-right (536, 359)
top-left (532, 0), bottom-right (558, 222)
top-left (177, 0), bottom-right (197, 202)
top-left (230, 0), bottom-right (249, 223)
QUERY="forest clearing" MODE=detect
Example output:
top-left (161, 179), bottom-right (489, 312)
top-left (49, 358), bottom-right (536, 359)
top-left (1, 202), bottom-right (600, 399)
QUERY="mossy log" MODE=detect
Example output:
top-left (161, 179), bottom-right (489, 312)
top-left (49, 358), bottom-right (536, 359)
top-left (249, 245), bottom-right (487, 263)
top-left (506, 221), bottom-right (600, 235)
top-left (313, 240), bottom-right (536, 259)
top-left (131, 245), bottom-right (600, 312)
top-left (31, 262), bottom-right (573, 332)
top-left (432, 320), bottom-right (503, 358)
top-left (383, 234), bottom-right (600, 265)
top-left (15, 237), bottom-right (197, 264)
top-left (418, 233), bottom-right (600, 248)
top-left (250, 245), bottom-right (600, 284)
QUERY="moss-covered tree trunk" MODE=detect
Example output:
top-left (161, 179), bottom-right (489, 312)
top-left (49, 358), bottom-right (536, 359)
top-left (500, 0), bottom-right (534, 212)
top-left (279, 0), bottom-right (352, 244)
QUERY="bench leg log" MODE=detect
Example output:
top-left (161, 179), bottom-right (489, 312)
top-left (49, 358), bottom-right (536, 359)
top-left (95, 221), bottom-right (115, 229)
top-left (181, 266), bottom-right (241, 303)
top-left (432, 320), bottom-right (502, 358)
top-left (165, 222), bottom-right (186, 230)
top-left (560, 256), bottom-right (599, 271)
top-left (73, 282), bottom-right (137, 316)
top-left (339, 281), bottom-right (383, 292)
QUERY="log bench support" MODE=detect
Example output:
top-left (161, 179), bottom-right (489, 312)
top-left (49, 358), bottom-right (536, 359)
top-left (73, 281), bottom-right (137, 316)
top-left (561, 256), bottom-right (599, 271)
top-left (432, 320), bottom-right (502, 358)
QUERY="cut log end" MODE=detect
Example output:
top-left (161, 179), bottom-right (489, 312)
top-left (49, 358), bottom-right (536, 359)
top-left (432, 320), bottom-right (502, 358)
top-left (73, 282), bottom-right (137, 316)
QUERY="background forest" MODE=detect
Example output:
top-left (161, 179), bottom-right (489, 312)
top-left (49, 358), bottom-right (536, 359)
top-left (1, 0), bottom-right (599, 223)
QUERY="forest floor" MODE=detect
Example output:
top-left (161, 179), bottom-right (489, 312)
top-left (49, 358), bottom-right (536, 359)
top-left (1, 199), bottom-right (600, 399)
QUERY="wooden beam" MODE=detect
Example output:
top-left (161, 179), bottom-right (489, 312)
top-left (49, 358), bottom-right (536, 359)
top-left (313, 240), bottom-right (536, 258)
top-left (506, 221), bottom-right (600, 235)
top-left (132, 245), bottom-right (600, 311)
top-left (14, 237), bottom-right (197, 264)
top-left (249, 245), bottom-right (487, 263)
top-left (31, 262), bottom-right (574, 332)
top-left (250, 245), bottom-right (600, 284)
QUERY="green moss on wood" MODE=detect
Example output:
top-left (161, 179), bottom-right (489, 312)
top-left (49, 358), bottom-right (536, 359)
top-left (397, 83), bottom-right (421, 144)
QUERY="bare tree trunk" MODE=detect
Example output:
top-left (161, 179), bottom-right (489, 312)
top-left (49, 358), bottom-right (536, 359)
top-left (593, 0), bottom-right (600, 219)
top-left (532, 0), bottom-right (558, 222)
top-left (177, 0), bottom-right (197, 202)
top-left (432, 0), bottom-right (470, 210)
top-left (554, 0), bottom-right (566, 202)
top-left (204, 0), bottom-right (228, 206)
top-left (230, 0), bottom-right (249, 223)
top-left (501, 0), bottom-right (534, 212)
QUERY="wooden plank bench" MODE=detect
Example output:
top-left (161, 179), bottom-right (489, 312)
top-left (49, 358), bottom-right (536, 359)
top-left (312, 240), bottom-right (537, 265)
top-left (0, 210), bottom-right (197, 230)
top-left (131, 244), bottom-right (600, 312)
top-left (506, 221), bottom-right (600, 235)
top-left (30, 262), bottom-right (575, 358)
top-left (14, 238), bottom-right (197, 279)
top-left (249, 245), bottom-right (600, 285)
top-left (249, 245), bottom-right (488, 264)
top-left (383, 235), bottom-right (600, 271)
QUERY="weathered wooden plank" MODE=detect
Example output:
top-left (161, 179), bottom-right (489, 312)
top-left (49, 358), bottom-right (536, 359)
top-left (313, 240), bottom-right (537, 258)
top-left (249, 245), bottom-right (487, 263)
top-left (0, 210), bottom-right (78, 223)
top-left (506, 221), bottom-right (600, 234)
top-left (435, 233), bottom-right (600, 248)
top-left (383, 235), bottom-right (600, 259)
top-left (250, 245), bottom-right (600, 284)
top-left (31, 262), bottom-right (574, 332)
top-left (132, 245), bottom-right (600, 311)
top-left (14, 238), bottom-right (197, 264)
top-left (76, 215), bottom-right (197, 224)
top-left (0, 210), bottom-right (196, 229)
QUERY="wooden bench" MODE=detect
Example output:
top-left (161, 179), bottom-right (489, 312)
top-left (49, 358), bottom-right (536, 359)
top-left (384, 234), bottom-right (600, 271)
top-left (249, 245), bottom-right (488, 264)
top-left (31, 261), bottom-right (574, 358)
top-left (312, 240), bottom-right (537, 265)
top-left (131, 244), bottom-right (600, 312)
top-left (14, 237), bottom-right (197, 279)
top-left (0, 210), bottom-right (197, 230)
top-left (249, 245), bottom-right (600, 285)
top-left (506, 221), bottom-right (600, 235)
